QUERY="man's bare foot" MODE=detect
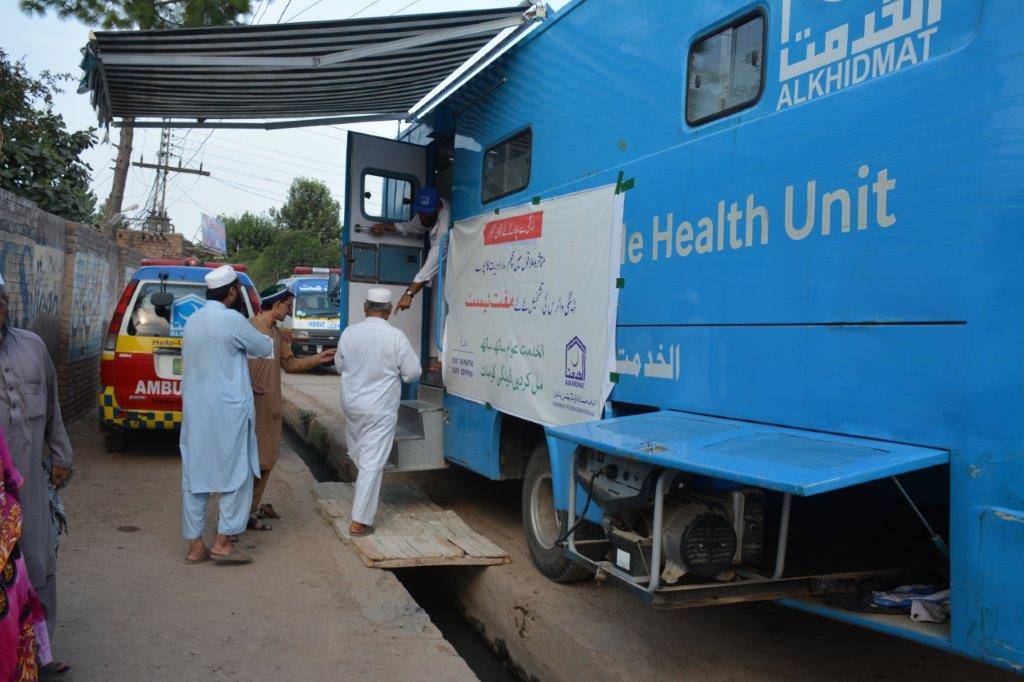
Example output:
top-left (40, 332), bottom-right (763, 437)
top-left (209, 532), bottom-right (252, 563)
top-left (349, 521), bottom-right (372, 536)
top-left (185, 539), bottom-right (210, 564)
top-left (210, 532), bottom-right (234, 555)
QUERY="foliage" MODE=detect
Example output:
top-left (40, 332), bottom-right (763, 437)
top-left (18, 0), bottom-right (253, 30)
top-left (271, 178), bottom-right (342, 244)
top-left (0, 49), bottom-right (97, 223)
top-left (222, 211), bottom-right (277, 258)
top-left (240, 230), bottom-right (339, 290)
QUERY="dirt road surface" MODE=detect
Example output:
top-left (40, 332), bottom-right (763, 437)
top-left (52, 418), bottom-right (474, 681)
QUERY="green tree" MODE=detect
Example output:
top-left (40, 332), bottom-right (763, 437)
top-left (0, 49), bottom-right (97, 223)
top-left (18, 0), bottom-right (252, 30)
top-left (223, 211), bottom-right (277, 258)
top-left (247, 230), bottom-right (339, 290)
top-left (19, 0), bottom-right (255, 227)
top-left (272, 178), bottom-right (342, 244)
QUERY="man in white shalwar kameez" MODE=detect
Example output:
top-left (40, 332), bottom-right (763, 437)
top-left (335, 288), bottom-right (421, 536)
top-left (180, 265), bottom-right (273, 563)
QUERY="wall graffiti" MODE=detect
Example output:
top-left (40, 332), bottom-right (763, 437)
top-left (0, 239), bottom-right (32, 327)
top-left (68, 251), bottom-right (112, 361)
top-left (29, 244), bottom-right (64, 349)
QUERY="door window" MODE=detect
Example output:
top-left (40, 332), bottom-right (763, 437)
top-left (362, 171), bottom-right (417, 222)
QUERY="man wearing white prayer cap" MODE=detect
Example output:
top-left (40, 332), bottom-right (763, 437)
top-left (180, 265), bottom-right (273, 563)
top-left (335, 287), bottom-right (422, 535)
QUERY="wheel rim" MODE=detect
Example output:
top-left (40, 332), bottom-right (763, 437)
top-left (529, 470), bottom-right (561, 550)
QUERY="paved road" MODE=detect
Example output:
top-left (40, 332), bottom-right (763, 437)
top-left (52, 417), bottom-right (474, 681)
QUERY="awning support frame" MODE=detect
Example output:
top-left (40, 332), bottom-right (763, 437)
top-left (116, 112), bottom-right (408, 130)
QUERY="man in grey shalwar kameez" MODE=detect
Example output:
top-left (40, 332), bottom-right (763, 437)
top-left (0, 278), bottom-right (73, 653)
top-left (180, 265), bottom-right (272, 564)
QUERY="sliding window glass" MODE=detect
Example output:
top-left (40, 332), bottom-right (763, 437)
top-left (686, 12), bottom-right (765, 125)
top-left (482, 127), bottom-right (532, 204)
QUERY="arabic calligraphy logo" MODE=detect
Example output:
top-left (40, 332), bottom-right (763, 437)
top-left (777, 0), bottom-right (943, 111)
top-left (564, 336), bottom-right (586, 384)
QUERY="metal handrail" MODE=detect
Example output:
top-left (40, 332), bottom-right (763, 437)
top-left (434, 229), bottom-right (450, 352)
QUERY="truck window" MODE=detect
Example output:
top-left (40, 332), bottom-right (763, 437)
top-left (482, 127), bottom-right (532, 204)
top-left (686, 11), bottom-right (765, 125)
top-left (362, 171), bottom-right (417, 222)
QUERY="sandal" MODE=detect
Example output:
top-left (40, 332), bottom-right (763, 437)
top-left (40, 662), bottom-right (72, 677)
top-left (211, 547), bottom-right (253, 564)
top-left (257, 503), bottom-right (281, 520)
top-left (247, 516), bottom-right (272, 531)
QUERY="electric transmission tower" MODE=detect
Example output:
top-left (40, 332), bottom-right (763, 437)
top-left (133, 123), bottom-right (210, 234)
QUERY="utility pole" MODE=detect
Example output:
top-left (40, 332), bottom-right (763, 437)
top-left (102, 120), bottom-right (134, 238)
top-left (132, 124), bottom-right (211, 235)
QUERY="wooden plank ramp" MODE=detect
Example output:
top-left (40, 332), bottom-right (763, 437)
top-left (315, 481), bottom-right (511, 568)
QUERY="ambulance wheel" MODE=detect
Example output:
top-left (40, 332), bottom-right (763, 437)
top-left (522, 443), bottom-right (592, 583)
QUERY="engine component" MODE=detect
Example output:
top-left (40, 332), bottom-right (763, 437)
top-left (732, 488), bottom-right (764, 566)
top-left (574, 449), bottom-right (662, 514)
top-left (607, 528), bottom-right (653, 578)
top-left (662, 503), bottom-right (737, 579)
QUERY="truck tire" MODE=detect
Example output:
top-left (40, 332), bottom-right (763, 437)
top-left (521, 443), bottom-right (592, 583)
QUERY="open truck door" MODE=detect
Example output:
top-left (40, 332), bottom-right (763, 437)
top-left (343, 131), bottom-right (429, 358)
top-left (343, 130), bottom-right (445, 472)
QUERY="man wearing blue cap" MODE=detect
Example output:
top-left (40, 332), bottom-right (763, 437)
top-left (370, 186), bottom-right (450, 313)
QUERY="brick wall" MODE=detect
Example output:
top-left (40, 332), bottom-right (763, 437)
top-left (0, 188), bottom-right (143, 421)
top-left (115, 229), bottom-right (184, 260)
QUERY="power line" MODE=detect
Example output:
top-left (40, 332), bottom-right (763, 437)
top-left (174, 146), bottom-right (342, 182)
top-left (276, 0), bottom-right (295, 22)
top-left (286, 0), bottom-right (326, 22)
top-left (210, 176), bottom-right (289, 202)
top-left (391, 0), bottom-right (424, 15)
top-left (349, 0), bottom-right (387, 19)
top-left (202, 160), bottom-right (343, 191)
top-left (249, 0), bottom-right (268, 24)
top-left (176, 139), bottom-right (343, 173)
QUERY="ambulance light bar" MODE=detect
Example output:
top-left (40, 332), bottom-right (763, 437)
top-left (140, 258), bottom-right (249, 272)
top-left (293, 266), bottom-right (340, 275)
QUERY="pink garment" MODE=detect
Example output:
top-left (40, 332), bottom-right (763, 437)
top-left (0, 429), bottom-right (44, 681)
top-left (33, 621), bottom-right (51, 666)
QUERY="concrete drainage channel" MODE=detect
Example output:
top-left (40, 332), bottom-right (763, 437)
top-left (284, 428), bottom-right (521, 682)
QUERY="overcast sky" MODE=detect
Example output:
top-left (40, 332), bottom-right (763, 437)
top-left (2, 0), bottom-right (567, 242)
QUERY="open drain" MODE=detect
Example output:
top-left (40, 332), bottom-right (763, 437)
top-left (284, 428), bottom-right (518, 682)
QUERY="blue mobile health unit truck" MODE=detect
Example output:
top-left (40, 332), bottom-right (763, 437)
top-left (78, 0), bottom-right (1023, 672)
top-left (338, 0), bottom-right (1024, 673)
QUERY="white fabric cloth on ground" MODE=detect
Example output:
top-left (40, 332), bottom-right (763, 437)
top-left (344, 413), bottom-right (398, 525)
top-left (335, 317), bottom-right (421, 526)
top-left (181, 474), bottom-right (254, 538)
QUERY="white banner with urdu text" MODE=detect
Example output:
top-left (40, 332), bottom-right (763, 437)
top-left (442, 185), bottom-right (623, 426)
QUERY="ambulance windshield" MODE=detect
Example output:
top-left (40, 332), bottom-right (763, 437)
top-left (293, 292), bottom-right (339, 319)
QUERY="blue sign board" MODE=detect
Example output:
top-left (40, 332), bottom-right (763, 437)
top-left (170, 293), bottom-right (206, 337)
